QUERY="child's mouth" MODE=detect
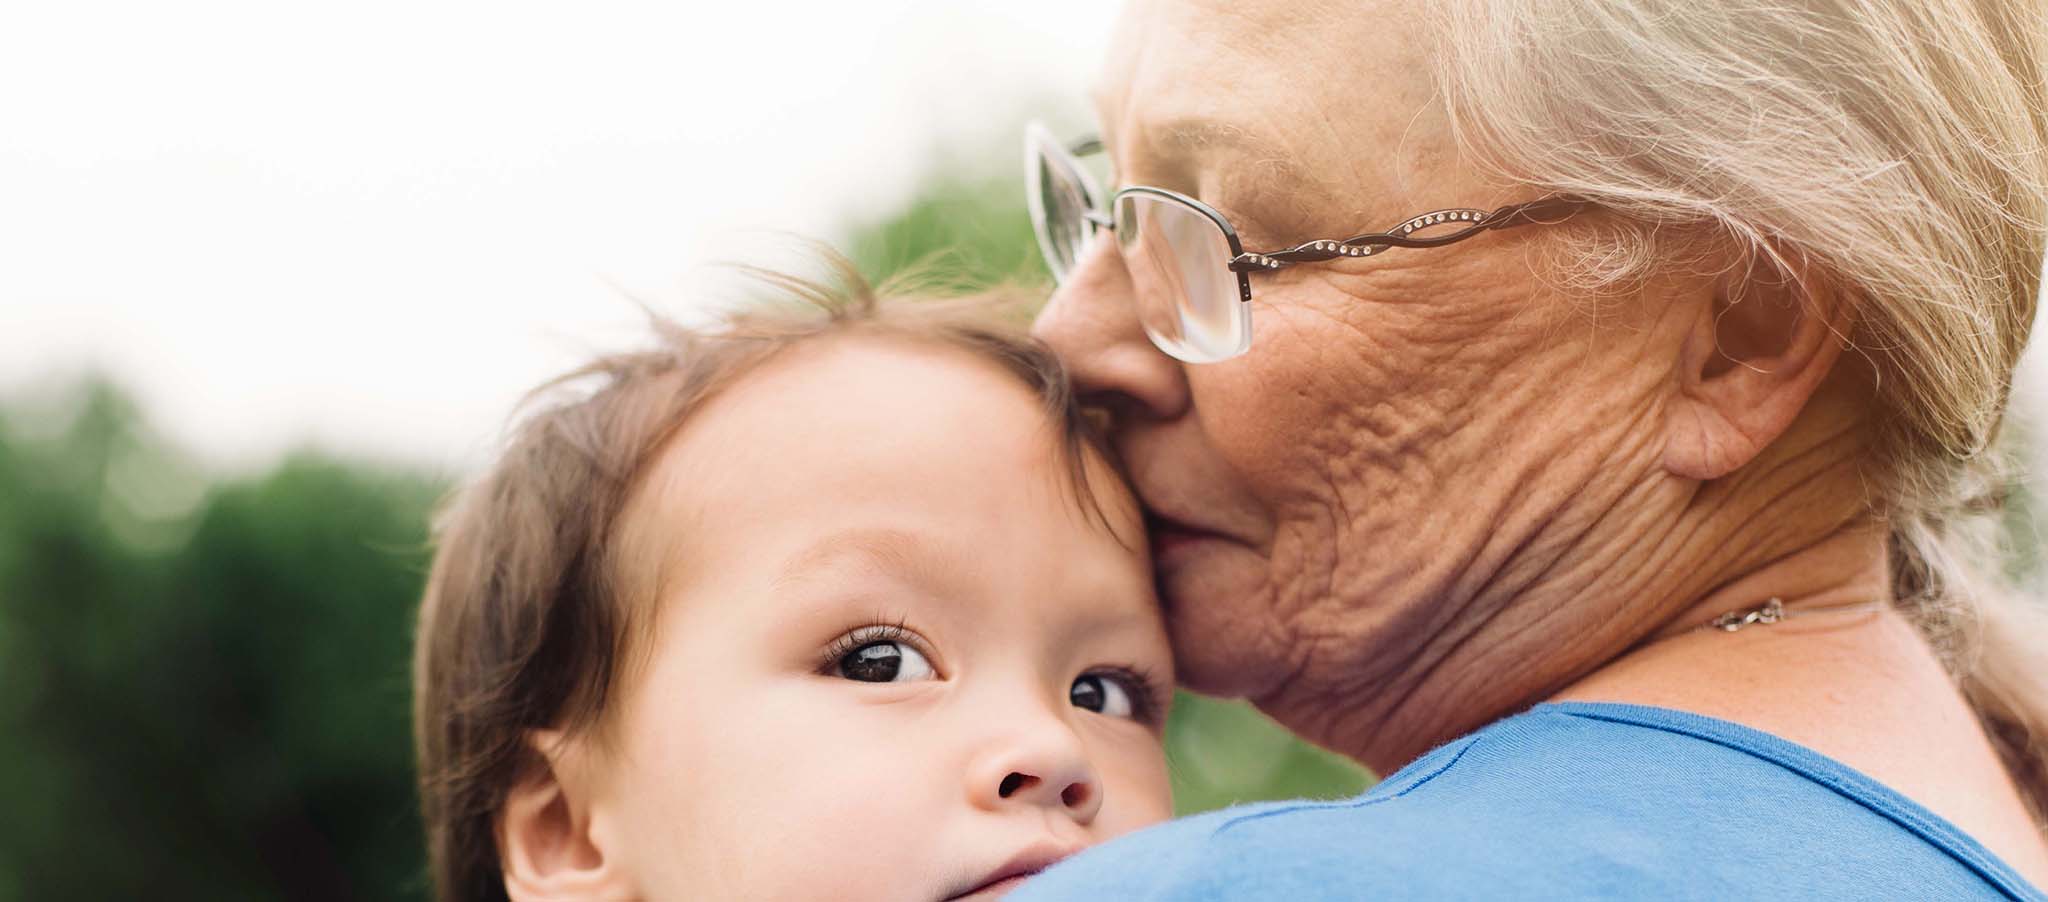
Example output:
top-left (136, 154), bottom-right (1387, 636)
top-left (947, 872), bottom-right (1036, 900)
top-left (943, 843), bottom-right (1075, 900)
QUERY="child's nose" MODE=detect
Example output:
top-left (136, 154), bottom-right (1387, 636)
top-left (966, 717), bottom-right (1103, 825)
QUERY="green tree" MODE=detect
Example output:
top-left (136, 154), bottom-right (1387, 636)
top-left (0, 382), bottom-right (439, 900)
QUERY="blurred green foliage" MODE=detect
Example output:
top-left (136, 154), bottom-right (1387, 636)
top-left (847, 164), bottom-right (1052, 293)
top-left (0, 158), bottom-right (1366, 899)
top-left (0, 381), bottom-right (440, 900)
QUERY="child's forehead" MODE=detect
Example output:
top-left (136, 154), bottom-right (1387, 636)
top-left (607, 331), bottom-right (1162, 691)
top-left (621, 334), bottom-right (1140, 565)
top-left (703, 335), bottom-right (1059, 464)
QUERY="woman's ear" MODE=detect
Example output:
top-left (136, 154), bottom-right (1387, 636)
top-left (497, 729), bottom-right (635, 901)
top-left (1662, 246), bottom-right (1855, 480)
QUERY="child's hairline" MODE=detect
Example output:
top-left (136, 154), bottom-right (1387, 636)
top-left (411, 256), bottom-right (1135, 902)
top-left (589, 325), bottom-right (1136, 750)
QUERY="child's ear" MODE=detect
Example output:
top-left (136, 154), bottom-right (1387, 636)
top-left (497, 729), bottom-right (635, 902)
top-left (1662, 245), bottom-right (1855, 480)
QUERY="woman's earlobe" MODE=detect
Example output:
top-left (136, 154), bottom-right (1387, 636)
top-left (498, 730), bottom-right (634, 901)
top-left (1661, 251), bottom-right (1854, 480)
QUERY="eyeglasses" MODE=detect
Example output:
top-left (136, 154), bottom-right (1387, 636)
top-left (1025, 122), bottom-right (1587, 363)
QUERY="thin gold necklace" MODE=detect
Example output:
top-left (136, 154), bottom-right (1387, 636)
top-left (1701, 596), bottom-right (1887, 633)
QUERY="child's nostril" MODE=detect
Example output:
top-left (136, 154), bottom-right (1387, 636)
top-left (1061, 783), bottom-right (1091, 808)
top-left (999, 772), bottom-right (1035, 798)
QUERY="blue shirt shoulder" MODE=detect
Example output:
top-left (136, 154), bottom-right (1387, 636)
top-left (1012, 702), bottom-right (2047, 901)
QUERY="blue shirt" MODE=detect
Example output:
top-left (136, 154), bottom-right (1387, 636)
top-left (1014, 702), bottom-right (2046, 901)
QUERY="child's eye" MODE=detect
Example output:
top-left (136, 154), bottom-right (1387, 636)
top-left (1069, 673), bottom-right (1139, 719)
top-left (835, 639), bottom-right (936, 683)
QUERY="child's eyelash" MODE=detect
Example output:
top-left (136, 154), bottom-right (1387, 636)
top-left (816, 619), bottom-right (917, 675)
top-left (816, 621), bottom-right (1169, 725)
top-left (1090, 663), bottom-right (1170, 726)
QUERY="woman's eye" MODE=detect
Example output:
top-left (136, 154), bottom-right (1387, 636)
top-left (1069, 673), bottom-right (1137, 719)
top-left (835, 640), bottom-right (936, 683)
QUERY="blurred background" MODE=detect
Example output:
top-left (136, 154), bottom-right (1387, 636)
top-left (0, 2), bottom-right (1374, 899)
top-left (4, 2), bottom-right (2046, 899)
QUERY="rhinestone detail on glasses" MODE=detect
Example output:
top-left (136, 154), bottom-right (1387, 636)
top-left (1227, 201), bottom-right (1581, 274)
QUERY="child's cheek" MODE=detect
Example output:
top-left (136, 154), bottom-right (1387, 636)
top-left (1097, 737), bottom-right (1175, 837)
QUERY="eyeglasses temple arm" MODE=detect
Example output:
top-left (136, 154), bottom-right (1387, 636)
top-left (1228, 196), bottom-right (1589, 273)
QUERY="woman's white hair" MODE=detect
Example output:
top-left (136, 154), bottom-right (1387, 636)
top-left (1429, 0), bottom-right (2048, 815)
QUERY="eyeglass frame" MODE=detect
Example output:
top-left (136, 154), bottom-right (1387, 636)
top-left (1026, 121), bottom-right (1590, 344)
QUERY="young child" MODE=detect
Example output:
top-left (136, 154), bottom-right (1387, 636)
top-left (412, 259), bottom-right (1174, 901)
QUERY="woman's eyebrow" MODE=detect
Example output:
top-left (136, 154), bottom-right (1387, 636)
top-left (1108, 117), bottom-right (1223, 175)
top-left (1156, 118), bottom-right (1269, 155)
top-left (1121, 117), bottom-right (1309, 190)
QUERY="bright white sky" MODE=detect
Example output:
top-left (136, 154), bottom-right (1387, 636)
top-left (0, 0), bottom-right (1114, 472)
top-left (7, 1), bottom-right (2048, 483)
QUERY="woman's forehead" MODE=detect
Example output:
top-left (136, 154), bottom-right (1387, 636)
top-left (1092, 0), bottom-right (1446, 193)
top-left (1097, 0), bottom-right (1466, 215)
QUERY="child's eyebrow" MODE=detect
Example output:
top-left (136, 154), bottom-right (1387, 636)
top-left (774, 526), bottom-right (937, 589)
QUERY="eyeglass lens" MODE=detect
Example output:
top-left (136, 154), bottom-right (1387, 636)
top-left (1113, 193), bottom-right (1250, 363)
top-left (1029, 140), bottom-right (1097, 281)
top-left (1028, 131), bottom-right (1252, 363)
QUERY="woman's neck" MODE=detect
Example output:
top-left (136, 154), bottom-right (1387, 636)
top-left (1639, 522), bottom-right (1893, 641)
top-left (1552, 526), bottom-right (2048, 885)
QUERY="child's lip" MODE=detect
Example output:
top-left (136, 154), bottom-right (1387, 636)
top-left (945, 873), bottom-right (1032, 901)
top-left (942, 842), bottom-right (1077, 900)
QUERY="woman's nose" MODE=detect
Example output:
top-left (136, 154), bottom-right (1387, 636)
top-left (965, 714), bottom-right (1105, 825)
top-left (1031, 236), bottom-right (1190, 420)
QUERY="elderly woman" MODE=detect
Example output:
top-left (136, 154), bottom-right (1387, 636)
top-left (1015, 0), bottom-right (2048, 898)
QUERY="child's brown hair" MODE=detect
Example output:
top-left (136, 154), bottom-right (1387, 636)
top-left (411, 257), bottom-right (1112, 902)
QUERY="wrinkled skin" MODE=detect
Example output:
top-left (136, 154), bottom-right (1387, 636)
top-left (1032, 0), bottom-right (2048, 880)
top-left (1036, 0), bottom-right (1714, 766)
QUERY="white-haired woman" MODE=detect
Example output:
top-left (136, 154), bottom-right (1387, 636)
top-left (1017, 0), bottom-right (2048, 897)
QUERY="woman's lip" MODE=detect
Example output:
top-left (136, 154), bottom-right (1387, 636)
top-left (1146, 512), bottom-right (1233, 556)
top-left (1145, 510), bottom-right (1225, 541)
